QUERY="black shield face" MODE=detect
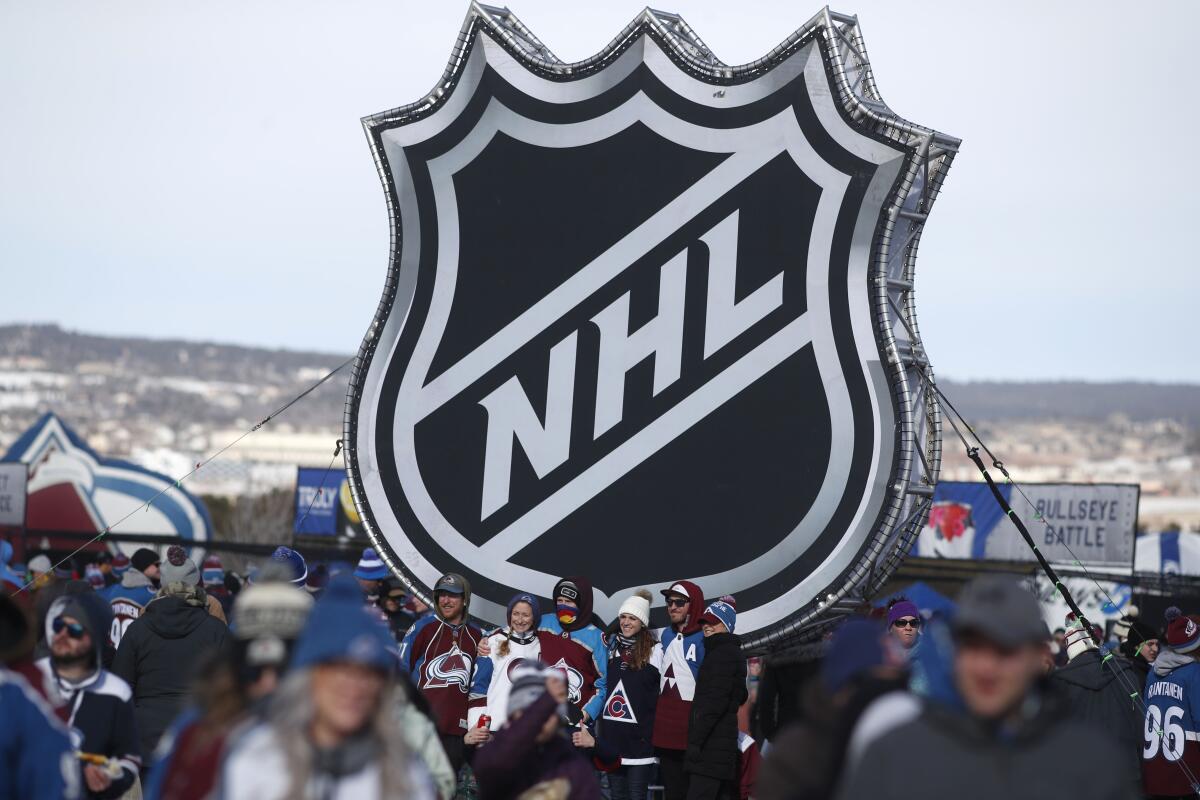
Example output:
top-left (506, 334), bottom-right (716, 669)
top-left (347, 12), bottom-right (934, 635)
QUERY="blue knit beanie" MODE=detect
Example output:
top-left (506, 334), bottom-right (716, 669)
top-left (290, 574), bottom-right (395, 672)
top-left (270, 546), bottom-right (308, 586)
top-left (353, 548), bottom-right (389, 581)
top-left (822, 618), bottom-right (885, 694)
top-left (507, 592), bottom-right (541, 625)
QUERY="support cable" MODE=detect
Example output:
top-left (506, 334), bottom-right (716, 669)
top-left (13, 358), bottom-right (353, 595)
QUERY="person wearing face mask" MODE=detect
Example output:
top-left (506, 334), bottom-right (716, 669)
top-left (599, 589), bottom-right (662, 800)
top-left (537, 576), bottom-right (609, 724)
top-left (468, 593), bottom-right (543, 734)
top-left (398, 572), bottom-right (483, 775)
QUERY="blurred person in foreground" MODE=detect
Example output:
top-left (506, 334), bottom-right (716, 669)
top-left (756, 617), bottom-right (907, 800)
top-left (1141, 606), bottom-right (1200, 799)
top-left (473, 661), bottom-right (601, 799)
top-left (1, 592), bottom-right (81, 798)
top-left (216, 573), bottom-right (435, 799)
top-left (112, 546), bottom-right (230, 761)
top-left (142, 570), bottom-right (313, 800)
top-left (37, 591), bottom-right (141, 798)
top-left (837, 575), bottom-right (1136, 800)
top-left (1050, 611), bottom-right (1143, 784)
top-left (685, 600), bottom-right (747, 800)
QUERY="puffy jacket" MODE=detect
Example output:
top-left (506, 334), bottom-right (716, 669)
top-left (685, 631), bottom-right (746, 781)
top-left (473, 692), bottom-right (601, 800)
top-left (0, 666), bottom-right (81, 799)
top-left (1049, 648), bottom-right (1143, 782)
top-left (111, 591), bottom-right (230, 758)
top-left (837, 691), bottom-right (1137, 800)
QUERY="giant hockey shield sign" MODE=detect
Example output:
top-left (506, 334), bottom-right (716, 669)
top-left (346, 6), bottom-right (957, 643)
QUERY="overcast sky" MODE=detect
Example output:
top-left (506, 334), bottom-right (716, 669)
top-left (2, 1), bottom-right (1197, 382)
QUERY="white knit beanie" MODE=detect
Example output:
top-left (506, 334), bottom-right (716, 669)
top-left (618, 589), bottom-right (652, 627)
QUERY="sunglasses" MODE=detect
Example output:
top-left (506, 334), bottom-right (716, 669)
top-left (892, 618), bottom-right (921, 630)
top-left (52, 617), bottom-right (86, 639)
top-left (666, 598), bottom-right (689, 609)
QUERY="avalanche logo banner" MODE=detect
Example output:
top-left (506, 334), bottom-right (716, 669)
top-left (3, 413), bottom-right (211, 553)
top-left (344, 5), bottom-right (955, 641)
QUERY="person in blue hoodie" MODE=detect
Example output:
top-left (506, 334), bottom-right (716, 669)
top-left (538, 575), bottom-right (608, 723)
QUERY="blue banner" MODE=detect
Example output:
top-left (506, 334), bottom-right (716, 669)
top-left (294, 467), bottom-right (346, 535)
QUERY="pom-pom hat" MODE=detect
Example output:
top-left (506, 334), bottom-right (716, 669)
top-left (160, 546), bottom-right (199, 586)
top-left (1165, 607), bottom-right (1200, 654)
top-left (618, 589), bottom-right (652, 627)
top-left (353, 548), bottom-right (389, 581)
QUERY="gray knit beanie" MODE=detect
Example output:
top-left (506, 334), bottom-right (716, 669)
top-left (159, 545), bottom-right (199, 586)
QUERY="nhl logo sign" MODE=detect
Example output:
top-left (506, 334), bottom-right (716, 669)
top-left (345, 6), bottom-right (957, 644)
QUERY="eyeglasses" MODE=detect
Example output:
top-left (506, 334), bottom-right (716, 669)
top-left (52, 617), bottom-right (86, 639)
top-left (892, 618), bottom-right (921, 630)
top-left (666, 598), bottom-right (689, 609)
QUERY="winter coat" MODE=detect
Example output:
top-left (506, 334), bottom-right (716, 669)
top-left (472, 692), bottom-right (601, 800)
top-left (111, 591), bottom-right (230, 758)
top-left (216, 722), bottom-right (436, 800)
top-left (652, 580), bottom-right (707, 751)
top-left (685, 631), bottom-right (747, 781)
top-left (1049, 648), bottom-right (1143, 781)
top-left (836, 691), bottom-right (1138, 800)
top-left (0, 667), bottom-right (80, 799)
top-left (599, 635), bottom-right (662, 764)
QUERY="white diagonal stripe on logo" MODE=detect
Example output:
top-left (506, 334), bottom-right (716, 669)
top-left (481, 312), bottom-right (813, 560)
top-left (413, 144), bottom-right (780, 420)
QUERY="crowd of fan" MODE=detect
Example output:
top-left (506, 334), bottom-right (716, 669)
top-left (0, 539), bottom-right (1194, 799)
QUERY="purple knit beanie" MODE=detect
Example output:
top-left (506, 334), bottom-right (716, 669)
top-left (887, 599), bottom-right (921, 626)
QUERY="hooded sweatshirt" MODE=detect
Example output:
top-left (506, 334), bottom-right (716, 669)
top-left (111, 586), bottom-right (230, 759)
top-left (398, 574), bottom-right (483, 736)
top-left (539, 575), bottom-right (609, 721)
top-left (1048, 648), bottom-right (1142, 784)
top-left (37, 592), bottom-right (141, 799)
top-left (100, 567), bottom-right (157, 651)
top-left (652, 580), bottom-right (707, 751)
top-left (1142, 648), bottom-right (1200, 796)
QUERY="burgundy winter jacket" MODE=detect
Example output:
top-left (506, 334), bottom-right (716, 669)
top-left (473, 693), bottom-right (600, 799)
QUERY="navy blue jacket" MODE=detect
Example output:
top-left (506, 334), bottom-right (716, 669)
top-left (599, 635), bottom-right (661, 765)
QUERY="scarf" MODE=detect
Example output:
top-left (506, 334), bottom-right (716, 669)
top-left (1154, 647), bottom-right (1196, 677)
top-left (507, 628), bottom-right (536, 646)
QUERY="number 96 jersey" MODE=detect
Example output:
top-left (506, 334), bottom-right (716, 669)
top-left (1143, 660), bottom-right (1200, 796)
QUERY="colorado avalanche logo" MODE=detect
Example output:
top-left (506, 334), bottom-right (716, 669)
top-left (1188, 619), bottom-right (1197, 638)
top-left (549, 657), bottom-right (584, 705)
top-left (603, 680), bottom-right (638, 725)
top-left (424, 644), bottom-right (473, 691)
top-left (505, 657), bottom-right (533, 680)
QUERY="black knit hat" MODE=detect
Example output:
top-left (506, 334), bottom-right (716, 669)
top-left (130, 548), bottom-right (160, 574)
top-left (1126, 618), bottom-right (1159, 648)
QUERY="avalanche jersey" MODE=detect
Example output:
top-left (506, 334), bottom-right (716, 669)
top-left (399, 615), bottom-right (482, 735)
top-left (651, 626), bottom-right (705, 751)
top-left (537, 631), bottom-right (601, 719)
top-left (99, 582), bottom-right (156, 650)
top-left (468, 632), bottom-right (541, 730)
top-left (1143, 660), bottom-right (1200, 796)
top-left (539, 613), bottom-right (608, 721)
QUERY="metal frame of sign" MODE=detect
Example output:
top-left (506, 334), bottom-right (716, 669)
top-left (344, 3), bottom-right (958, 650)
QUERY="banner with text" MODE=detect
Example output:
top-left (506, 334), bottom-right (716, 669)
top-left (916, 481), bottom-right (1139, 569)
top-left (0, 463), bottom-right (27, 527)
top-left (294, 467), bottom-right (349, 536)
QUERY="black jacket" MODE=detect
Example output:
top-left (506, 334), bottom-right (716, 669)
top-left (685, 632), bottom-right (747, 780)
top-left (837, 690), bottom-right (1137, 800)
top-left (1049, 649), bottom-right (1144, 781)
top-left (111, 593), bottom-right (229, 759)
